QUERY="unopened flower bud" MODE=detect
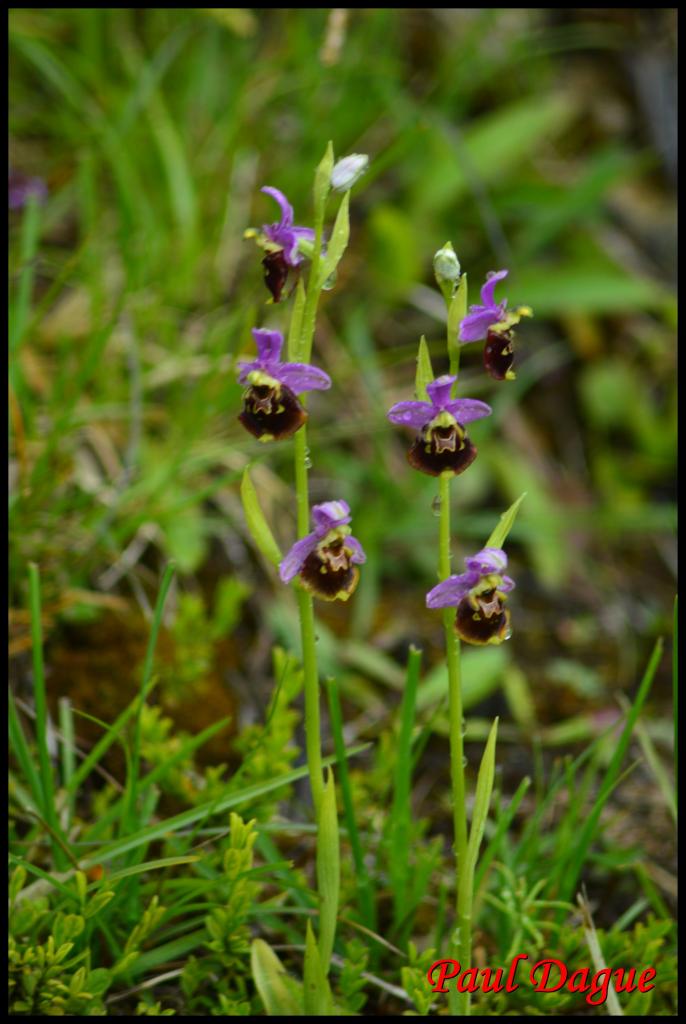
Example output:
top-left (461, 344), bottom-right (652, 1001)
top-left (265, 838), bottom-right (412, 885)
top-left (331, 153), bottom-right (369, 192)
top-left (433, 242), bottom-right (461, 297)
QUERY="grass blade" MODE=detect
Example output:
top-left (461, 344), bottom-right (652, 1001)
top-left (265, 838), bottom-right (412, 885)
top-left (317, 767), bottom-right (340, 973)
top-left (326, 677), bottom-right (376, 931)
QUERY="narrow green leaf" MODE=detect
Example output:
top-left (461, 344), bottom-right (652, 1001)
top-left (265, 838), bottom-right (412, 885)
top-left (485, 492), bottom-right (527, 550)
top-left (240, 468), bottom-right (282, 567)
top-left (389, 646), bottom-right (422, 926)
top-left (29, 564), bottom-right (69, 868)
top-left (415, 335), bottom-right (434, 401)
top-left (558, 638), bottom-right (663, 902)
top-left (474, 776), bottom-right (530, 892)
top-left (313, 140), bottom-right (334, 217)
top-left (303, 920), bottom-right (333, 1015)
top-left (447, 271), bottom-right (467, 376)
top-left (466, 717), bottom-right (499, 876)
top-left (8, 688), bottom-right (43, 813)
top-left (318, 190), bottom-right (350, 288)
top-left (80, 744), bottom-right (368, 868)
top-left (325, 678), bottom-right (376, 932)
top-left (251, 938), bottom-right (302, 1016)
top-left (287, 277), bottom-right (307, 362)
top-left (316, 768), bottom-right (340, 974)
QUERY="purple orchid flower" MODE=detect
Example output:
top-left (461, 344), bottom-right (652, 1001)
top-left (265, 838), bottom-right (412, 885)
top-left (459, 270), bottom-right (509, 343)
top-left (237, 328), bottom-right (331, 441)
top-left (426, 546), bottom-right (515, 646)
top-left (459, 269), bottom-right (532, 382)
top-left (387, 374), bottom-right (491, 477)
top-left (279, 500), bottom-right (366, 602)
top-left (261, 186), bottom-right (315, 267)
top-left (255, 186), bottom-right (316, 303)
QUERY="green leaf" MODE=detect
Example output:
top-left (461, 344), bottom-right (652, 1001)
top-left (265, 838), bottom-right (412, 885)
top-left (318, 190), bottom-right (350, 288)
top-left (313, 140), bottom-right (334, 217)
top-left (415, 336), bottom-right (434, 401)
top-left (304, 920), bottom-right (333, 1015)
top-left (251, 939), bottom-right (302, 1016)
top-left (466, 717), bottom-right (499, 876)
top-left (486, 492), bottom-right (527, 550)
top-left (287, 277), bottom-right (307, 361)
top-left (316, 768), bottom-right (340, 974)
top-left (447, 272), bottom-right (467, 372)
top-left (240, 468), bottom-right (282, 567)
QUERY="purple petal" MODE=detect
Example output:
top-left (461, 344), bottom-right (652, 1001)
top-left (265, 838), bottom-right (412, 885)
top-left (346, 535), bottom-right (366, 564)
top-left (279, 534), bottom-right (318, 583)
top-left (500, 574), bottom-right (515, 593)
top-left (426, 571), bottom-right (480, 609)
top-left (237, 358), bottom-right (260, 384)
top-left (459, 308), bottom-right (502, 343)
top-left (464, 547), bottom-right (508, 575)
top-left (312, 500), bottom-right (351, 536)
top-left (251, 328), bottom-right (284, 363)
top-left (426, 375), bottom-right (457, 409)
top-left (275, 362), bottom-right (332, 394)
top-left (261, 186), bottom-right (293, 228)
top-left (291, 226), bottom-right (316, 242)
top-left (444, 398), bottom-right (492, 425)
top-left (480, 269), bottom-right (509, 308)
top-left (387, 400), bottom-right (433, 430)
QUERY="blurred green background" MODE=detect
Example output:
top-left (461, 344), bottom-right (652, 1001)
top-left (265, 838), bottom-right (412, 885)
top-left (9, 8), bottom-right (676, 760)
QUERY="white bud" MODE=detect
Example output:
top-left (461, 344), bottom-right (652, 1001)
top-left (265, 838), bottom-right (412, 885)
top-left (331, 153), bottom-right (369, 192)
top-left (433, 241), bottom-right (461, 288)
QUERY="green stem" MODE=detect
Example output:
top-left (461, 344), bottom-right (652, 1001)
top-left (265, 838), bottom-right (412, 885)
top-left (293, 419), bottom-right (324, 815)
top-left (299, 204), bottom-right (325, 363)
top-left (438, 473), bottom-right (470, 1015)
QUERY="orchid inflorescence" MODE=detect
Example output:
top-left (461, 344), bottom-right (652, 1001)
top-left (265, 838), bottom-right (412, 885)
top-left (385, 256), bottom-right (532, 643)
top-left (239, 172), bottom-right (366, 605)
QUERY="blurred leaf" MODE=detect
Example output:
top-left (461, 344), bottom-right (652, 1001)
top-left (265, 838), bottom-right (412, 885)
top-left (415, 94), bottom-right (576, 215)
top-left (369, 205), bottom-right (423, 299)
top-left (240, 468), bottom-right (282, 568)
top-left (163, 506), bottom-right (206, 574)
top-left (251, 939), bottom-right (302, 1016)
top-left (516, 262), bottom-right (669, 315)
top-left (417, 645), bottom-right (509, 712)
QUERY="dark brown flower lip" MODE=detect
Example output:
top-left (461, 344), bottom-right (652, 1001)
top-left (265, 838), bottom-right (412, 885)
top-left (407, 422), bottom-right (477, 477)
top-left (262, 250), bottom-right (290, 303)
top-left (484, 328), bottom-right (516, 381)
top-left (298, 538), bottom-right (361, 601)
top-left (454, 589), bottom-right (511, 645)
top-left (238, 381), bottom-right (307, 441)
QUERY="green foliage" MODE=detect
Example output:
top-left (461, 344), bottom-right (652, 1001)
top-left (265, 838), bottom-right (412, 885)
top-left (337, 938), bottom-right (370, 1014)
top-left (228, 648), bottom-right (303, 820)
top-left (401, 942), bottom-right (437, 1016)
top-left (9, 870), bottom-right (115, 1015)
top-left (182, 814), bottom-right (260, 1014)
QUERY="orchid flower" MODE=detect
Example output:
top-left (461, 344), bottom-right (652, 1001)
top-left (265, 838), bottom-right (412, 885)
top-left (279, 500), bottom-right (366, 601)
top-left (426, 546), bottom-right (515, 645)
top-left (459, 269), bottom-right (532, 381)
top-left (387, 374), bottom-right (491, 476)
top-left (238, 328), bottom-right (331, 441)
